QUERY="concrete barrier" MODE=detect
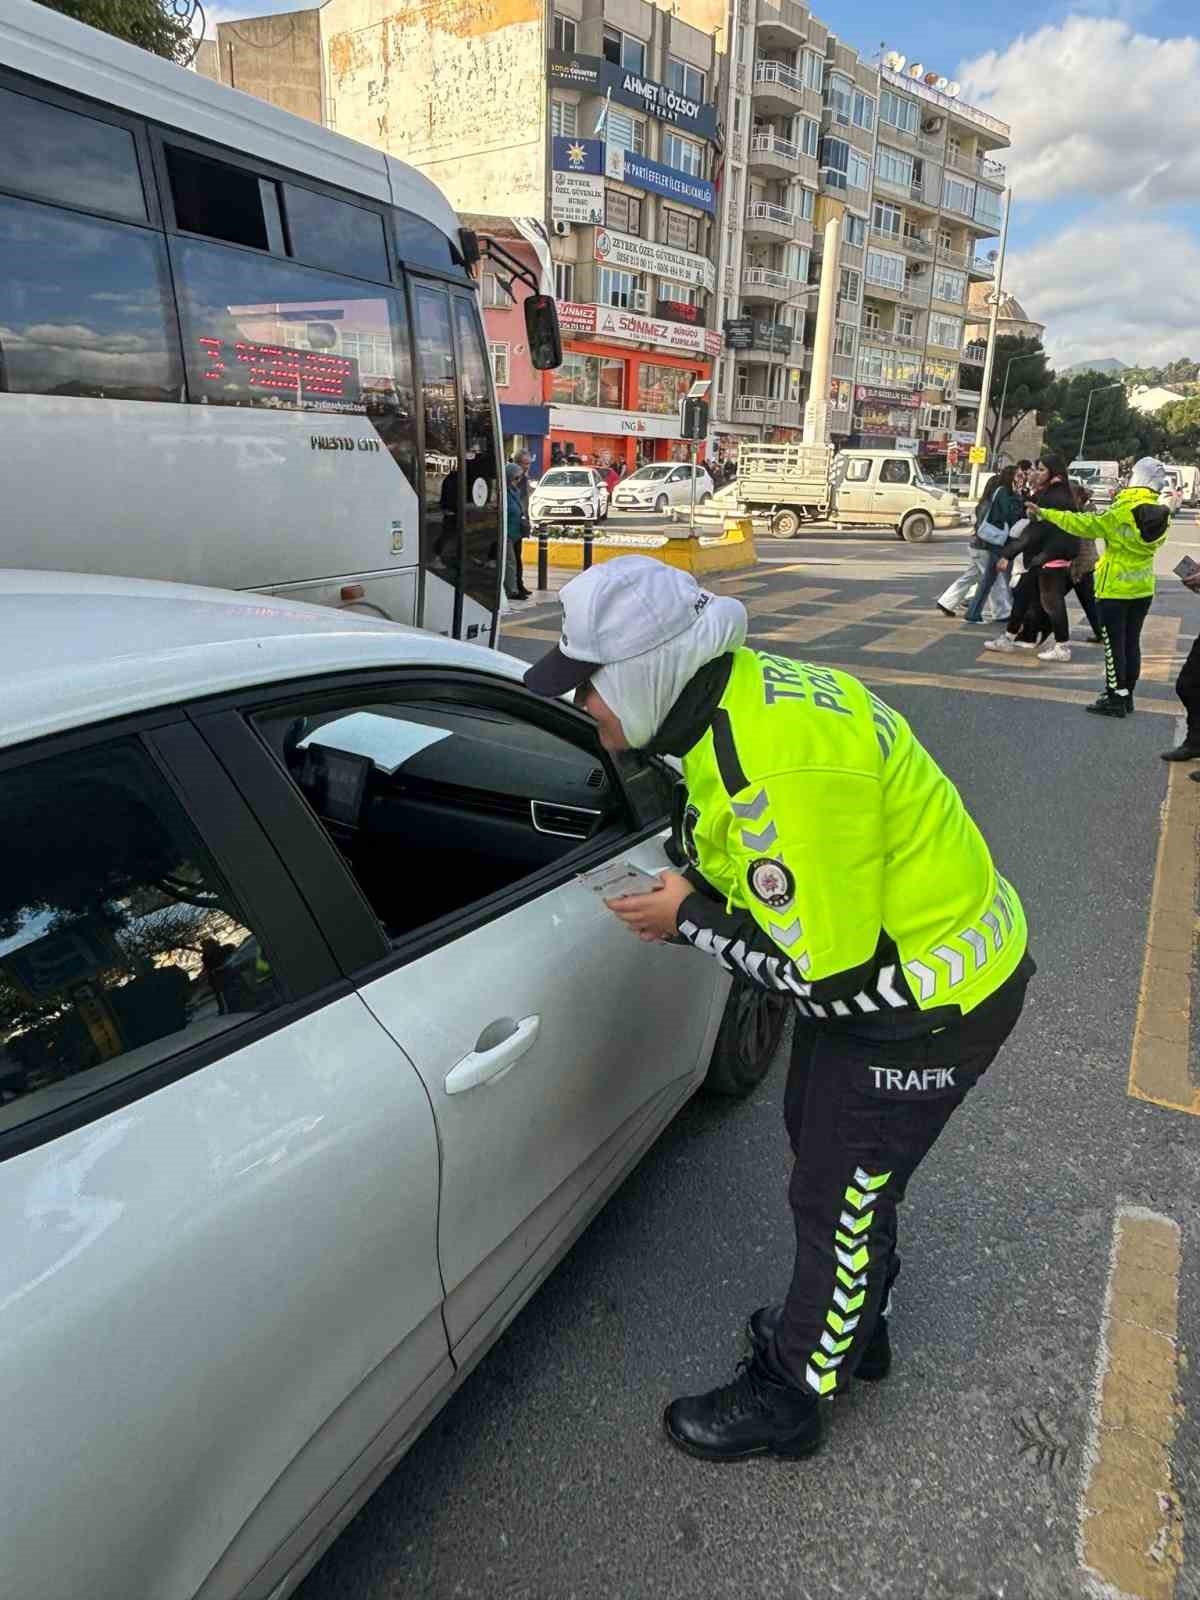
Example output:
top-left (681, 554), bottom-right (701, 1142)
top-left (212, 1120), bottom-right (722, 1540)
top-left (521, 518), bottom-right (758, 578)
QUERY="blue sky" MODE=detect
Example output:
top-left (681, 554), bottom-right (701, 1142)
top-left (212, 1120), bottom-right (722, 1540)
top-left (204, 0), bottom-right (1200, 371)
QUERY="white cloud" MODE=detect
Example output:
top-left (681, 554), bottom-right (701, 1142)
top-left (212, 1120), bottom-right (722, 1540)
top-left (1006, 218), bottom-right (1200, 369)
top-left (961, 18), bottom-right (1200, 204)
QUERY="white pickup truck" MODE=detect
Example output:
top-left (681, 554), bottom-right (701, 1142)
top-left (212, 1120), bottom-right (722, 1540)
top-left (736, 443), bottom-right (962, 542)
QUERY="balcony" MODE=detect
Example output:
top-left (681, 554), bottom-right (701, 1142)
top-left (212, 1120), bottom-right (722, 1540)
top-left (881, 64), bottom-right (1010, 144)
top-left (880, 120), bottom-right (944, 156)
top-left (955, 387), bottom-right (981, 408)
top-left (731, 395), bottom-right (804, 428)
top-left (962, 342), bottom-right (987, 366)
top-left (749, 129), bottom-right (800, 179)
top-left (754, 0), bottom-right (810, 51)
top-left (946, 147), bottom-right (1008, 184)
top-left (870, 328), bottom-right (920, 349)
top-left (742, 266), bottom-right (795, 303)
top-left (753, 59), bottom-right (818, 117)
top-left (744, 202), bottom-right (812, 247)
top-left (969, 254), bottom-right (996, 279)
top-left (864, 274), bottom-right (903, 303)
top-left (902, 277), bottom-right (931, 307)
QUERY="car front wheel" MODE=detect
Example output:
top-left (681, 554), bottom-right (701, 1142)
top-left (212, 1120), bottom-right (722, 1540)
top-left (654, 494), bottom-right (669, 514)
top-left (704, 982), bottom-right (790, 1098)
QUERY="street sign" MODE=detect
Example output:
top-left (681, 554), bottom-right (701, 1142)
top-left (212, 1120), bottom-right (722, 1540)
top-left (947, 445), bottom-right (960, 466)
top-left (968, 445), bottom-right (987, 465)
top-left (723, 317), bottom-right (753, 350)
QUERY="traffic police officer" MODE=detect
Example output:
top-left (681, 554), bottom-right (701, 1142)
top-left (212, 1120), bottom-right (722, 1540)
top-left (525, 556), bottom-right (1034, 1462)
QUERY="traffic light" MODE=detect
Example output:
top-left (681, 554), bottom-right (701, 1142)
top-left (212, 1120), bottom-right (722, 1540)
top-left (681, 396), bottom-right (709, 441)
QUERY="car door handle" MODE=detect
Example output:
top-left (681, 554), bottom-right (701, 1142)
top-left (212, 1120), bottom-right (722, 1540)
top-left (444, 1015), bottom-right (541, 1095)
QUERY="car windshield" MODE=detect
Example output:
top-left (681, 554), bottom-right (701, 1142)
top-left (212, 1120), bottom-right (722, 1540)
top-left (627, 466), bottom-right (673, 481)
top-left (540, 470), bottom-right (590, 488)
top-left (1073, 466), bottom-right (1100, 483)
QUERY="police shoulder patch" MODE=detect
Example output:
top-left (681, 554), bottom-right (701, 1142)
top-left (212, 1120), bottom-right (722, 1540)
top-left (747, 856), bottom-right (794, 909)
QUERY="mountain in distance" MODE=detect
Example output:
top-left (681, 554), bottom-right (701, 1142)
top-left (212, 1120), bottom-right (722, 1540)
top-left (1062, 357), bottom-right (1129, 376)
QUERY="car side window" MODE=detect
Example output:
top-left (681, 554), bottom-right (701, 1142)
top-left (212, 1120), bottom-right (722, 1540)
top-left (880, 458), bottom-right (911, 484)
top-left (252, 691), bottom-right (629, 944)
top-left (0, 738), bottom-right (283, 1137)
top-left (844, 458), bottom-right (872, 482)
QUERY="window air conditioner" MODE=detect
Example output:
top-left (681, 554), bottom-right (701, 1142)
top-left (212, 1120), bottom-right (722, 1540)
top-left (631, 290), bottom-right (650, 311)
top-left (552, 220), bottom-right (572, 237)
top-left (923, 116), bottom-right (944, 133)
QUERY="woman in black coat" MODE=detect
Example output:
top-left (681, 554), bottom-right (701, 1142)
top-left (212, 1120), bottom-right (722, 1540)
top-left (984, 452), bottom-right (1080, 661)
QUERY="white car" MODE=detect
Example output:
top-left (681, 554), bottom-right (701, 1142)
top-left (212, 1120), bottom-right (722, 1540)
top-left (0, 569), bottom-right (786, 1600)
top-left (1161, 471), bottom-right (1185, 514)
top-left (528, 466), bottom-right (610, 525)
top-left (612, 463), bottom-right (715, 514)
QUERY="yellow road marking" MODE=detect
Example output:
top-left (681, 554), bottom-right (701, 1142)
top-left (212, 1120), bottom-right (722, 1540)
top-left (862, 622), bottom-right (952, 655)
top-left (1139, 615), bottom-right (1184, 684)
top-left (1128, 761), bottom-right (1200, 1114)
top-left (1079, 1206), bottom-right (1185, 1600)
top-left (820, 661), bottom-right (1183, 714)
top-left (754, 593), bottom-right (910, 644)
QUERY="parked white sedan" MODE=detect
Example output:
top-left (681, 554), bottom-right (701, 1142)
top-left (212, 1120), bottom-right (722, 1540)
top-left (528, 466), bottom-right (610, 525)
top-left (612, 463), bottom-right (715, 514)
top-left (0, 570), bottom-right (786, 1600)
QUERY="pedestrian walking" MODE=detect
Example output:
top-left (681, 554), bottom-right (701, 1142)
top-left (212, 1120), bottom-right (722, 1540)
top-left (935, 467), bottom-right (1019, 620)
top-left (504, 462), bottom-right (532, 601)
top-left (523, 557), bottom-right (1034, 1463)
top-left (604, 461), bottom-right (621, 496)
top-left (1031, 457), bottom-right (1173, 717)
top-left (984, 452), bottom-right (1079, 662)
top-left (962, 467), bottom-right (1025, 624)
top-left (1067, 481), bottom-right (1104, 645)
top-left (1163, 565), bottom-right (1200, 765)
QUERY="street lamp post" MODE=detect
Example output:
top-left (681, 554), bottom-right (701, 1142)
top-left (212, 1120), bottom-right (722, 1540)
top-left (968, 186), bottom-right (1011, 504)
top-left (993, 350), bottom-right (1042, 464)
top-left (1078, 381), bottom-right (1124, 462)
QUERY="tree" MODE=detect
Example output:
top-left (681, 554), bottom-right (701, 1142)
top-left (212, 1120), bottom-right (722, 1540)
top-left (1044, 373), bottom-right (1161, 463)
top-left (959, 335), bottom-right (1056, 457)
top-left (1157, 397), bottom-right (1200, 465)
top-left (34, 0), bottom-right (198, 65)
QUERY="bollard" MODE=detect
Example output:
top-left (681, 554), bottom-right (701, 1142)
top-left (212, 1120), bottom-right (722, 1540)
top-left (537, 529), bottom-right (549, 593)
top-left (582, 528), bottom-right (594, 570)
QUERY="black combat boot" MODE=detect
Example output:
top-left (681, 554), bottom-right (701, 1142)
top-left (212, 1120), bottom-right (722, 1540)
top-left (1162, 740), bottom-right (1200, 761)
top-left (747, 1301), bottom-right (892, 1382)
top-left (663, 1349), bottom-right (828, 1462)
top-left (1086, 691), bottom-right (1128, 718)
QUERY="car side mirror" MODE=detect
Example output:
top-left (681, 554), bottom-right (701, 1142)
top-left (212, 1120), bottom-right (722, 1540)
top-left (525, 295), bottom-right (563, 371)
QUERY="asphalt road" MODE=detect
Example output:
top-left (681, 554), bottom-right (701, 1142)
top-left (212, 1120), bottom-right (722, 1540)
top-left (299, 517), bottom-right (1200, 1600)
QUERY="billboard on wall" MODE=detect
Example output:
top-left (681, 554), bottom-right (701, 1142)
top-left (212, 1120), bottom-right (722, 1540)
top-left (548, 52), bottom-right (720, 142)
top-left (605, 147), bottom-right (717, 214)
top-left (556, 301), bottom-right (721, 358)
top-left (551, 138), bottom-right (605, 222)
top-left (593, 228), bottom-right (716, 293)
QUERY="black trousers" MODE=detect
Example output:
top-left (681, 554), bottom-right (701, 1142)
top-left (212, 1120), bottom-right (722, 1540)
top-left (1073, 572), bottom-right (1102, 639)
top-left (1177, 631), bottom-right (1200, 743)
top-left (1099, 595), bottom-right (1153, 694)
top-left (504, 531), bottom-right (526, 597)
top-left (773, 962), bottom-right (1032, 1395)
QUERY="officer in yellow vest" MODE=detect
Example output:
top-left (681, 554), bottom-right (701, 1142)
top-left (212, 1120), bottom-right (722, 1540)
top-left (525, 556), bottom-right (1034, 1463)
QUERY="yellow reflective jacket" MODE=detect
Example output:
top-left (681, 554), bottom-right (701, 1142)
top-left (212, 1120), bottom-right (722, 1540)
top-left (1035, 487), bottom-right (1170, 600)
top-left (674, 649), bottom-right (1028, 1022)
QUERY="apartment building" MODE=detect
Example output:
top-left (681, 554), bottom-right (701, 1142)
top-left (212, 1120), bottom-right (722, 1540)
top-left (712, 0), bottom-right (1010, 468)
top-left (199, 0), bottom-right (724, 473)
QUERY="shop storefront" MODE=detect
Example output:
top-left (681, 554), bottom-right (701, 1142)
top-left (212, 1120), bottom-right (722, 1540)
top-left (547, 302), bottom-right (720, 472)
top-left (849, 384), bottom-right (920, 449)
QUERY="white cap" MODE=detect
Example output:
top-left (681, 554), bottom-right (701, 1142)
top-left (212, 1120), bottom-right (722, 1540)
top-left (1130, 457), bottom-right (1168, 492)
top-left (524, 556), bottom-right (718, 696)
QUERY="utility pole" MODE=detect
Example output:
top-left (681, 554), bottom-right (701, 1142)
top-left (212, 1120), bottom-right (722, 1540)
top-left (968, 186), bottom-right (1011, 503)
top-left (1078, 381), bottom-right (1123, 462)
